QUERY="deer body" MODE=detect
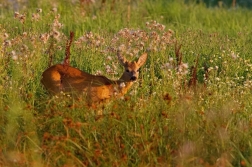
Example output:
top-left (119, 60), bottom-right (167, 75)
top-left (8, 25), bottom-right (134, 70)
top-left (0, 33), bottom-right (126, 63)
top-left (41, 52), bottom-right (147, 103)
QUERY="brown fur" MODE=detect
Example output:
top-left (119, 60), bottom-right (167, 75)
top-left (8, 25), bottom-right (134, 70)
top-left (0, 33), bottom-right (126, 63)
top-left (41, 52), bottom-right (147, 103)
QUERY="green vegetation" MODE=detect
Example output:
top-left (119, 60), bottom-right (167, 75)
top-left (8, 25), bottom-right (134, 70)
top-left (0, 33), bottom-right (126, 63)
top-left (0, 0), bottom-right (252, 166)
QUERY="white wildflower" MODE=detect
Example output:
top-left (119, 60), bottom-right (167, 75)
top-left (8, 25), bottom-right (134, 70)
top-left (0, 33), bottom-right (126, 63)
top-left (120, 82), bottom-right (126, 88)
top-left (230, 51), bottom-right (238, 59)
top-left (37, 8), bottom-right (42, 13)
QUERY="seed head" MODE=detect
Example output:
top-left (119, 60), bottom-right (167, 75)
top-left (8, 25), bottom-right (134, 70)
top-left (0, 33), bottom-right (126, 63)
top-left (3, 33), bottom-right (9, 39)
top-left (19, 14), bottom-right (26, 24)
top-left (51, 7), bottom-right (57, 12)
top-left (36, 8), bottom-right (42, 13)
top-left (32, 13), bottom-right (40, 21)
top-left (51, 29), bottom-right (61, 40)
top-left (39, 33), bottom-right (50, 43)
top-left (4, 40), bottom-right (11, 47)
top-left (14, 12), bottom-right (20, 18)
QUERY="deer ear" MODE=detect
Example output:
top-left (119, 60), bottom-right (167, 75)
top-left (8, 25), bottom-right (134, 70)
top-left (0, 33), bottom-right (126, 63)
top-left (117, 51), bottom-right (127, 65)
top-left (137, 53), bottom-right (147, 66)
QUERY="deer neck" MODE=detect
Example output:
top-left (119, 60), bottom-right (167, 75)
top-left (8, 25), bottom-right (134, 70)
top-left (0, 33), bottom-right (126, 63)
top-left (114, 77), bottom-right (134, 96)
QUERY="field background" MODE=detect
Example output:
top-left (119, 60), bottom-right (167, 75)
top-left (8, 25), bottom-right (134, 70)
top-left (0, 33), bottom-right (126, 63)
top-left (0, 0), bottom-right (252, 166)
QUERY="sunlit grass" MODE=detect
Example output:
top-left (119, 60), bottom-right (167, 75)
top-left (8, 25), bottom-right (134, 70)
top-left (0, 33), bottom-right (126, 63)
top-left (0, 0), bottom-right (252, 166)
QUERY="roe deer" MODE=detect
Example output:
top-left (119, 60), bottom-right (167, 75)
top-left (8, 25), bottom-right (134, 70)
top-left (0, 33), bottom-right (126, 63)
top-left (41, 51), bottom-right (147, 103)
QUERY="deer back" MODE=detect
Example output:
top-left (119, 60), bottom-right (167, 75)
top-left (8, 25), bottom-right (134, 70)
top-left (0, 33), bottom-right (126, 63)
top-left (41, 64), bottom-right (115, 101)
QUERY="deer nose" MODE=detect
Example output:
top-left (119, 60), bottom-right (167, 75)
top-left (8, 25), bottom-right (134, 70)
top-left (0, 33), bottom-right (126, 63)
top-left (130, 76), bottom-right (137, 81)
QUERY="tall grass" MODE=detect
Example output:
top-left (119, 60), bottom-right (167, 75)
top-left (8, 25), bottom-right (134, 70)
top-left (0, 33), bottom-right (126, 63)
top-left (0, 0), bottom-right (252, 166)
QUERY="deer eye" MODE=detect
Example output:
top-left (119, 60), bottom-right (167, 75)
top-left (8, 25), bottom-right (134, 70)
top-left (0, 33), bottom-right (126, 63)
top-left (126, 69), bottom-right (130, 72)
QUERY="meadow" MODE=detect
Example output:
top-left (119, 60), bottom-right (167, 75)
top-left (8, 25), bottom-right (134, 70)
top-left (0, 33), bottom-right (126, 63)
top-left (0, 0), bottom-right (252, 166)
